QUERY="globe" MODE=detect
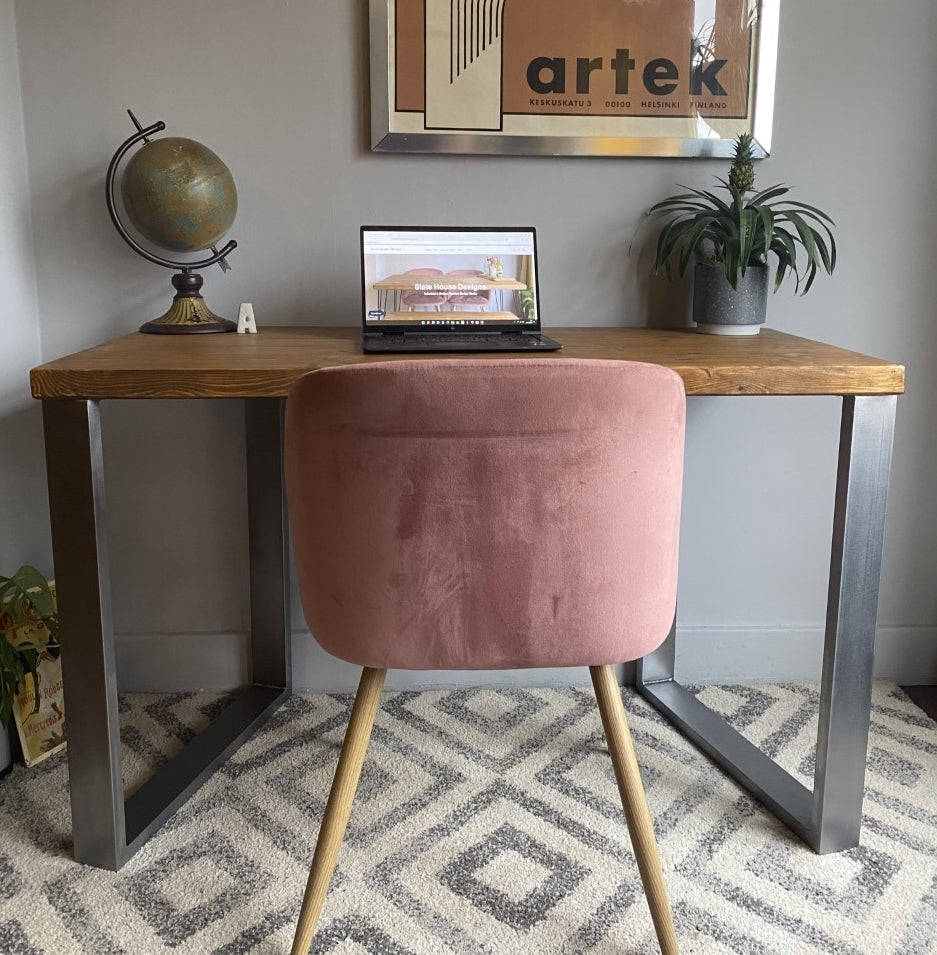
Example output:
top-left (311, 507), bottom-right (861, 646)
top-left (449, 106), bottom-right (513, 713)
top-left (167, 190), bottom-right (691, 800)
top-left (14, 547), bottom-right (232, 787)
top-left (120, 137), bottom-right (237, 255)
top-left (106, 113), bottom-right (240, 334)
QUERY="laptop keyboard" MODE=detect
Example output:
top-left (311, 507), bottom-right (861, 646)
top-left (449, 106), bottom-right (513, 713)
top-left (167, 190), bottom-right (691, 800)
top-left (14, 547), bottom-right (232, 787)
top-left (417, 333), bottom-right (506, 344)
top-left (367, 332), bottom-right (557, 351)
top-left (365, 332), bottom-right (560, 352)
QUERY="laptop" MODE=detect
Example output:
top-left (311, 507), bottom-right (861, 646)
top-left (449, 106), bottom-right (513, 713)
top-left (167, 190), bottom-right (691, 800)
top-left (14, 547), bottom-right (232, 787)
top-left (360, 226), bottom-right (562, 353)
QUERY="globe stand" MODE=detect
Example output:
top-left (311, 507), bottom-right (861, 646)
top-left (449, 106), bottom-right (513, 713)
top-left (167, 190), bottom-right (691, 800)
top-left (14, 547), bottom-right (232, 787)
top-left (140, 271), bottom-right (236, 335)
top-left (106, 111), bottom-right (239, 335)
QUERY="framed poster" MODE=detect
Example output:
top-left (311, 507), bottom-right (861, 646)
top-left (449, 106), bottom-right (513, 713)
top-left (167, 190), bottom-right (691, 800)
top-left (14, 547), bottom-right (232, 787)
top-left (370, 0), bottom-right (779, 157)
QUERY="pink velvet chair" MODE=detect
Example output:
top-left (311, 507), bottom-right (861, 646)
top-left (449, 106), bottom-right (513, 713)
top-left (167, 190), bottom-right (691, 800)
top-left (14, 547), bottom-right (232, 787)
top-left (400, 267), bottom-right (447, 311)
top-left (445, 268), bottom-right (492, 310)
top-left (285, 358), bottom-right (686, 955)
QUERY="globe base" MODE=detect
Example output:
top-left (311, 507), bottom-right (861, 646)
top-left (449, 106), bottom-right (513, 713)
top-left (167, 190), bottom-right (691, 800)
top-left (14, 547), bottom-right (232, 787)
top-left (140, 271), bottom-right (236, 335)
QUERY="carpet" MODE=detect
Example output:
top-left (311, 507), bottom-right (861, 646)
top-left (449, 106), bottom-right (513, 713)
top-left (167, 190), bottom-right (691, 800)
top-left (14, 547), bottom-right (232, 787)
top-left (0, 682), bottom-right (935, 954)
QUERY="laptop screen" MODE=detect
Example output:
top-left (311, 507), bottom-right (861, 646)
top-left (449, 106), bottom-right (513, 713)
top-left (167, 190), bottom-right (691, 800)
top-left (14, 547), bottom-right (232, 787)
top-left (361, 226), bottom-right (541, 333)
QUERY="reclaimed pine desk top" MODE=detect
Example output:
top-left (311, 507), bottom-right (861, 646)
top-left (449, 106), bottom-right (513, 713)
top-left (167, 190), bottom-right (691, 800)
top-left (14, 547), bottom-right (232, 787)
top-left (30, 326), bottom-right (906, 401)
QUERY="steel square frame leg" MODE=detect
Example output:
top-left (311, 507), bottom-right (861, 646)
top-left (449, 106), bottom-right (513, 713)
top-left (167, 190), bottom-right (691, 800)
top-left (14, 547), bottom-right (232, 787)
top-left (636, 395), bottom-right (897, 853)
top-left (42, 397), bottom-right (291, 870)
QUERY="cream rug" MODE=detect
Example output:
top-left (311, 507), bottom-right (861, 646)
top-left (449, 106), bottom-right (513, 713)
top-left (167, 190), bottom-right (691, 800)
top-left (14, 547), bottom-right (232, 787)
top-left (0, 682), bottom-right (935, 954)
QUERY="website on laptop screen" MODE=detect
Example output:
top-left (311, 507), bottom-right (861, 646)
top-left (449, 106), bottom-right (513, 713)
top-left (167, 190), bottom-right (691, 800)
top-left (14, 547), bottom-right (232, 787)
top-left (361, 227), bottom-right (540, 331)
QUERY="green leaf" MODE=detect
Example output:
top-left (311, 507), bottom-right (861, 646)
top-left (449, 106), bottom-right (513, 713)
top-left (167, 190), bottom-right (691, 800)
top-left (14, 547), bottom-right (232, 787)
top-left (781, 197), bottom-right (836, 225)
top-left (811, 230), bottom-right (836, 275)
top-left (0, 565), bottom-right (57, 726)
top-left (749, 183), bottom-right (790, 204)
top-left (771, 229), bottom-right (798, 264)
top-left (737, 207), bottom-right (760, 270)
top-left (773, 258), bottom-right (790, 292)
top-left (698, 189), bottom-right (733, 215)
top-left (0, 633), bottom-right (26, 728)
top-left (784, 211), bottom-right (822, 291)
top-left (723, 241), bottom-right (741, 289)
top-left (756, 206), bottom-right (775, 250)
top-left (677, 216), bottom-right (719, 275)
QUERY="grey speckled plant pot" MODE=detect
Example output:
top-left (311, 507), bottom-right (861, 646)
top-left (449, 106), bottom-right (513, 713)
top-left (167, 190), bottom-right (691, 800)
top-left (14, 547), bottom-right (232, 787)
top-left (692, 262), bottom-right (769, 335)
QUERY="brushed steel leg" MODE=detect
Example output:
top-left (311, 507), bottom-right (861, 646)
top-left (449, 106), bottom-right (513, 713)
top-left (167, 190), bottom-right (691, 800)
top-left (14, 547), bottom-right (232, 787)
top-left (246, 399), bottom-right (292, 691)
top-left (637, 395), bottom-right (897, 853)
top-left (43, 399), bottom-right (124, 869)
top-left (812, 395), bottom-right (897, 851)
top-left (42, 397), bottom-right (292, 869)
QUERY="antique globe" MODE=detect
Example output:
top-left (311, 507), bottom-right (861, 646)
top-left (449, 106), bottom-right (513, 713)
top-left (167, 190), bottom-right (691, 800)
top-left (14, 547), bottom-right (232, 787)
top-left (106, 111), bottom-right (239, 333)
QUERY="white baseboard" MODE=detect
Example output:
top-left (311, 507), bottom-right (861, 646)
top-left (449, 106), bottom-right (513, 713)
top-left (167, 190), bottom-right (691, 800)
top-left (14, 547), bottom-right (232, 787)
top-left (115, 630), bottom-right (599, 692)
top-left (114, 626), bottom-right (937, 693)
top-left (290, 634), bottom-right (603, 691)
top-left (674, 625), bottom-right (937, 685)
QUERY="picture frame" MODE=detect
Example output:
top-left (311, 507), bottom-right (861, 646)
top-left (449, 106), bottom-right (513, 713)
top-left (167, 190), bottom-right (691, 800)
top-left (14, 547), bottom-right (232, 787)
top-left (370, 0), bottom-right (779, 158)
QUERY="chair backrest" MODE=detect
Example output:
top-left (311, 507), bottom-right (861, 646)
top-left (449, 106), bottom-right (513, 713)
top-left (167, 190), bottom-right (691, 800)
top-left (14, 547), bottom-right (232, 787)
top-left (285, 359), bottom-right (685, 671)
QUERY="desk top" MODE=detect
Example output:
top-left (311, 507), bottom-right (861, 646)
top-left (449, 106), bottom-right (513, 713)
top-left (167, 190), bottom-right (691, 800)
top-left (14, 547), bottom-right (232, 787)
top-left (30, 326), bottom-right (905, 400)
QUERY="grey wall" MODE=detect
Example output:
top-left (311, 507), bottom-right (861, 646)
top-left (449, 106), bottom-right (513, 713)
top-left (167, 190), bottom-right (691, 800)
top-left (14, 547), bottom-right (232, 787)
top-left (0, 0), bottom-right (47, 574)
top-left (7, 0), bottom-right (937, 690)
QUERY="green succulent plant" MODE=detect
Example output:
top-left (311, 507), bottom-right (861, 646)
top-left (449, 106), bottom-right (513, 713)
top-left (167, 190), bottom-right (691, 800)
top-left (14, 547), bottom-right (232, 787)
top-left (0, 566), bottom-right (59, 730)
top-left (643, 133), bottom-right (837, 294)
top-left (518, 288), bottom-right (537, 322)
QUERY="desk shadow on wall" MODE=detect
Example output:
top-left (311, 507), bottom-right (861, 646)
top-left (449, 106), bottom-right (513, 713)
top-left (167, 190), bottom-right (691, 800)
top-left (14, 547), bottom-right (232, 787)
top-left (630, 240), bottom-right (692, 330)
top-left (100, 399), bottom-right (252, 692)
top-left (0, 403), bottom-right (51, 571)
top-left (645, 277), bottom-right (692, 329)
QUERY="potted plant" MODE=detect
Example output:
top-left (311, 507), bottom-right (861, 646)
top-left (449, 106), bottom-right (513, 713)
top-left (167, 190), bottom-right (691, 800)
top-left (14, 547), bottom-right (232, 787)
top-left (0, 566), bottom-right (60, 773)
top-left (641, 133), bottom-right (837, 335)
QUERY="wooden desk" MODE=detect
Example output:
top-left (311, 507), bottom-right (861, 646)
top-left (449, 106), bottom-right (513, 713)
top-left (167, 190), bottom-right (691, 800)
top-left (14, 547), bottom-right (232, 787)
top-left (31, 327), bottom-right (904, 867)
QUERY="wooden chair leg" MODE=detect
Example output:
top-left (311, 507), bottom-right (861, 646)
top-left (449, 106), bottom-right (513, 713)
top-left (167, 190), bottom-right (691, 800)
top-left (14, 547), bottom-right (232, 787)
top-left (590, 664), bottom-right (679, 955)
top-left (291, 666), bottom-right (387, 955)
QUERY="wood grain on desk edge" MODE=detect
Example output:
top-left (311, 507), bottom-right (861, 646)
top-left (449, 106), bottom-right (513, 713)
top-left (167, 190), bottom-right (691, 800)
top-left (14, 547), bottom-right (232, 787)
top-left (30, 327), bottom-right (906, 400)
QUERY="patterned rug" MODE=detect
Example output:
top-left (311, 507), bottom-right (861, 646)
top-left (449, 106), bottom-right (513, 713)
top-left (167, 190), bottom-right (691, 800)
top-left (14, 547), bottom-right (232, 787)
top-left (0, 682), bottom-right (935, 954)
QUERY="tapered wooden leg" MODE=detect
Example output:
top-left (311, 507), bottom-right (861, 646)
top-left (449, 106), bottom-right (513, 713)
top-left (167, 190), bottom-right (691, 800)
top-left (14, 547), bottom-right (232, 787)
top-left (591, 665), bottom-right (679, 955)
top-left (291, 666), bottom-right (387, 955)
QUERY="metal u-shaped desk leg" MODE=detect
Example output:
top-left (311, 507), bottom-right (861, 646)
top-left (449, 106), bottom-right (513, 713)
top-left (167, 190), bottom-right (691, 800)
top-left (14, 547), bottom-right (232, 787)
top-left (636, 394), bottom-right (897, 853)
top-left (43, 397), bottom-right (292, 870)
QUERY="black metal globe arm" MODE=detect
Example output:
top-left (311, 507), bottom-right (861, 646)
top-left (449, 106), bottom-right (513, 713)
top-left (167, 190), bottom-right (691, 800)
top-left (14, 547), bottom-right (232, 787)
top-left (105, 110), bottom-right (239, 334)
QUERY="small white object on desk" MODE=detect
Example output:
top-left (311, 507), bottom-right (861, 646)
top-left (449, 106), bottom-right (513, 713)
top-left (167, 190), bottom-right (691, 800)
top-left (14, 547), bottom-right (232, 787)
top-left (237, 303), bottom-right (258, 334)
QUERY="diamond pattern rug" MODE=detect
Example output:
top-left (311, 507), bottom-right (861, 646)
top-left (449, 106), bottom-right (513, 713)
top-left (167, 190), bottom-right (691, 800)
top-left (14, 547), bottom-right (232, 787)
top-left (1, 682), bottom-right (935, 954)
